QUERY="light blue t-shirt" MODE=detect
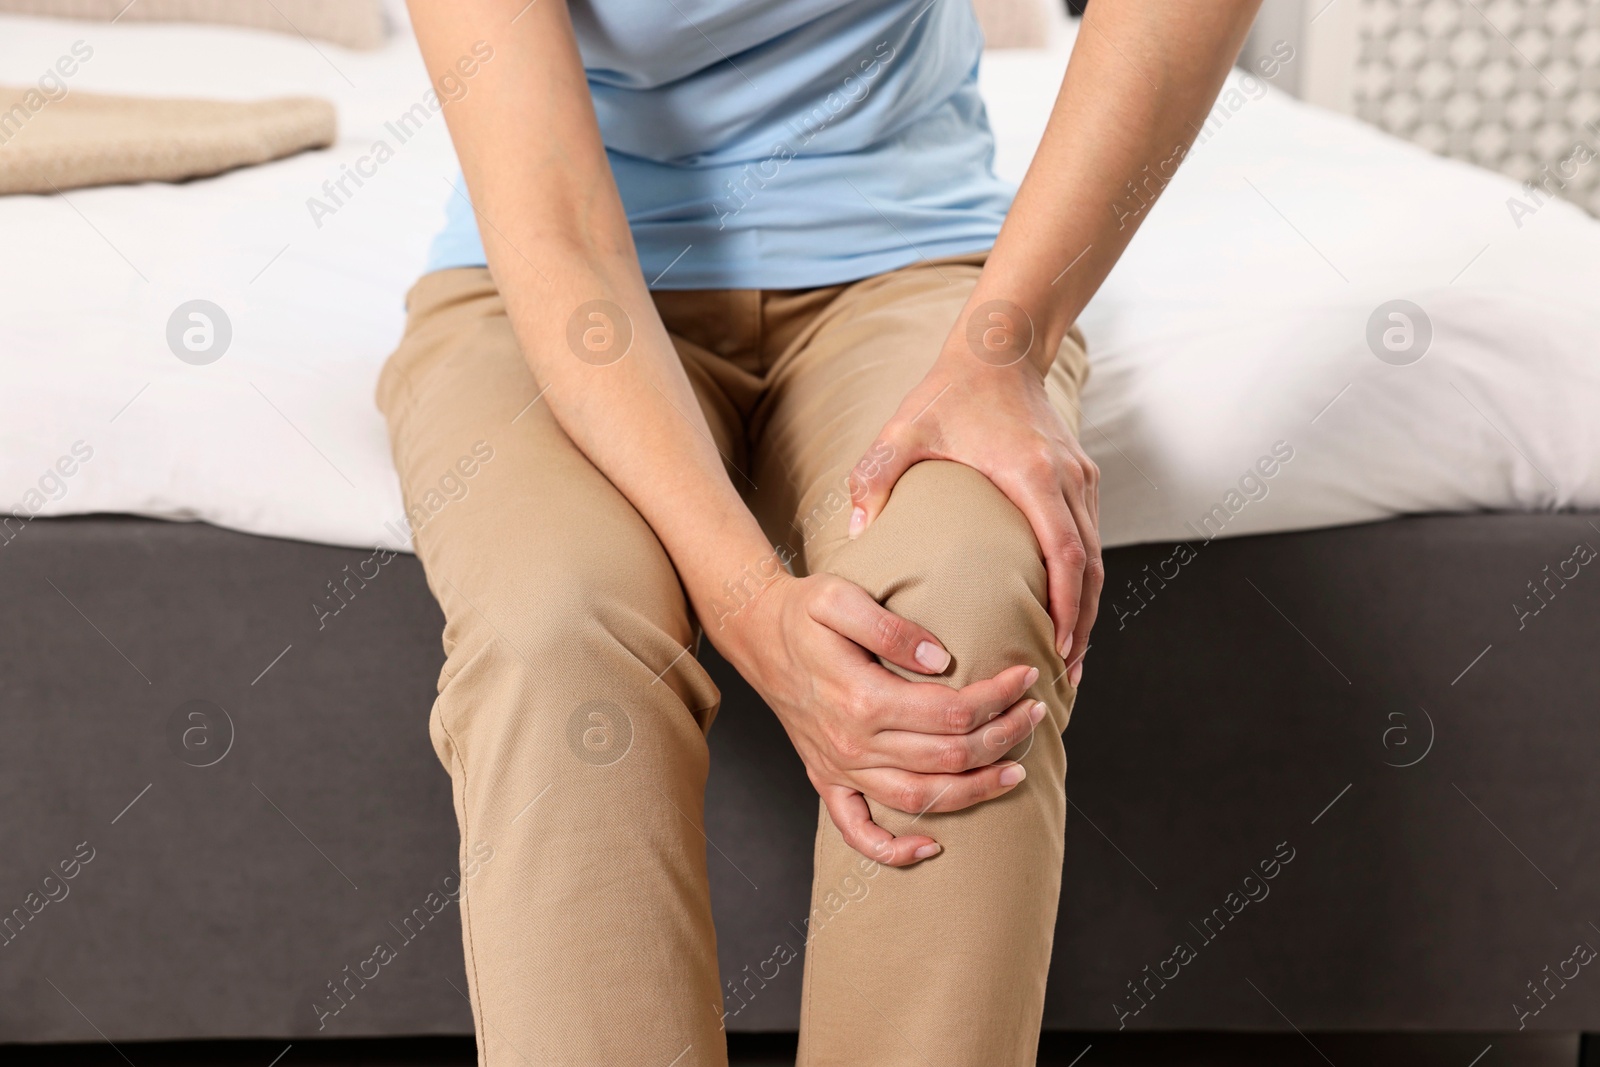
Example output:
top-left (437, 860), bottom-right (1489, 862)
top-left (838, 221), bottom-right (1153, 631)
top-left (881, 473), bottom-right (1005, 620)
top-left (426, 0), bottom-right (1016, 290)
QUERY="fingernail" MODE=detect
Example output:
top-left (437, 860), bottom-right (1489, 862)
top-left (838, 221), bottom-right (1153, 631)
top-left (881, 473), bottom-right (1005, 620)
top-left (913, 843), bottom-right (942, 860)
top-left (1069, 661), bottom-right (1084, 687)
top-left (1029, 700), bottom-right (1047, 725)
top-left (1023, 666), bottom-right (1040, 688)
top-left (1058, 633), bottom-right (1073, 659)
top-left (915, 640), bottom-right (951, 672)
top-left (848, 507), bottom-right (866, 539)
top-left (1000, 763), bottom-right (1027, 787)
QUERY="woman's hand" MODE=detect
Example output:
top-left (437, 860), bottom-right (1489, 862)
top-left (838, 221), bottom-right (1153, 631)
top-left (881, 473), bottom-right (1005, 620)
top-left (720, 571), bottom-right (1045, 867)
top-left (847, 329), bottom-right (1101, 686)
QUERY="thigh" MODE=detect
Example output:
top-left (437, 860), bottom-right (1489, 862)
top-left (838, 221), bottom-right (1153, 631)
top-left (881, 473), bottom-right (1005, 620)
top-left (378, 267), bottom-right (733, 718)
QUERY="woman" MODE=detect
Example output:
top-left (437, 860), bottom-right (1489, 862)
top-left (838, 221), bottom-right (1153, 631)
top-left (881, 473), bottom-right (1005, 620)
top-left (379, 1), bottom-right (1260, 1063)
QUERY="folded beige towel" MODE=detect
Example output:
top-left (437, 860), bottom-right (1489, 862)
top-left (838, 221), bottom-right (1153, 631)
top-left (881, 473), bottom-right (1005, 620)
top-left (0, 87), bottom-right (335, 195)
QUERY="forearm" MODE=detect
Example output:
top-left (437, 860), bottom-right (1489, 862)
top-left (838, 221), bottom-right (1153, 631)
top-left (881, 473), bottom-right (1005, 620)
top-left (496, 247), bottom-right (779, 648)
top-left (974, 0), bottom-right (1262, 354)
top-left (410, 0), bottom-right (778, 648)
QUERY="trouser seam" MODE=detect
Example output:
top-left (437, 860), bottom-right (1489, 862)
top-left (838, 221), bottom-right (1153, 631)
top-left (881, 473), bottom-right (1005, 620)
top-left (800, 805), bottom-right (824, 1067)
top-left (444, 718), bottom-right (492, 1065)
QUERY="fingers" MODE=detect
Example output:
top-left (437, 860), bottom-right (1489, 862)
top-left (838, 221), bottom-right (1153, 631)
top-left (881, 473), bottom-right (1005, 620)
top-left (999, 467), bottom-right (1085, 661)
top-left (847, 431), bottom-right (917, 540)
top-left (872, 697), bottom-right (1046, 774)
top-left (868, 663), bottom-right (1039, 734)
top-left (1062, 459), bottom-right (1103, 688)
top-left (820, 784), bottom-right (942, 867)
top-left (809, 576), bottom-right (952, 674)
top-left (1082, 452), bottom-right (1101, 530)
top-left (858, 760), bottom-right (1029, 817)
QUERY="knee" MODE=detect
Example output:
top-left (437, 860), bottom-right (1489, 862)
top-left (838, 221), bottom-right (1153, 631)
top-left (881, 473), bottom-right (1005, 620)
top-left (894, 460), bottom-right (1046, 608)
top-left (830, 460), bottom-right (1053, 683)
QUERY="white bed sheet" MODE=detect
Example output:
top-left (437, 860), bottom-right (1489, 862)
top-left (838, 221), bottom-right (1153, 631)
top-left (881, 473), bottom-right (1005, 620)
top-left (2, 9), bottom-right (1596, 552)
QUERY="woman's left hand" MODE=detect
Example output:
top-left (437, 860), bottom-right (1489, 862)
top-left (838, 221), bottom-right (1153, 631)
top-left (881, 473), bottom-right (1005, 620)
top-left (847, 320), bottom-right (1101, 686)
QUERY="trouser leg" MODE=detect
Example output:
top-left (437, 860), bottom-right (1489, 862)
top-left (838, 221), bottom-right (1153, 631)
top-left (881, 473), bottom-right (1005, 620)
top-left (377, 268), bottom-right (733, 1067)
top-left (751, 254), bottom-right (1091, 1067)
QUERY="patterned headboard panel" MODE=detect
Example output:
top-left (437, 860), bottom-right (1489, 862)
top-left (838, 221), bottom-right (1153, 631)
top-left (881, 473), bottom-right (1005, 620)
top-left (1244, 0), bottom-right (1598, 219)
top-left (1352, 0), bottom-right (1600, 218)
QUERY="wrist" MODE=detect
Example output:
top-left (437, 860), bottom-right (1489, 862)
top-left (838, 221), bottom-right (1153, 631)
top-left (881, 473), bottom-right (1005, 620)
top-left (937, 318), bottom-right (1057, 389)
top-left (956, 269), bottom-right (1080, 380)
top-left (955, 298), bottom-right (1073, 380)
top-left (690, 548), bottom-right (795, 662)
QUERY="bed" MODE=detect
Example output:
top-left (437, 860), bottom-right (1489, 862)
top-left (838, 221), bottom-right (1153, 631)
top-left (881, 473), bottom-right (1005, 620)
top-left (3, 0), bottom-right (1599, 1047)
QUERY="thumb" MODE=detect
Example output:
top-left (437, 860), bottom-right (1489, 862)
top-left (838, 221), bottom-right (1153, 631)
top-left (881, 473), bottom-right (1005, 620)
top-left (847, 432), bottom-right (916, 539)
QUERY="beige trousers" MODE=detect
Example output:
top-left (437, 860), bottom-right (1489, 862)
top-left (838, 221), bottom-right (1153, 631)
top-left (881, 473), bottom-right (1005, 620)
top-left (376, 252), bottom-right (1089, 1067)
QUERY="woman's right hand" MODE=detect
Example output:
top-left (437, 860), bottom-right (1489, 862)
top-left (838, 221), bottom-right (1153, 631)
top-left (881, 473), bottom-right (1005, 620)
top-left (719, 571), bottom-right (1045, 867)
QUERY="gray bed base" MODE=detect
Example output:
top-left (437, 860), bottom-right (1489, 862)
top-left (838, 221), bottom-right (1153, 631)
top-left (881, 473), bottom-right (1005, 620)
top-left (2, 512), bottom-right (1597, 1044)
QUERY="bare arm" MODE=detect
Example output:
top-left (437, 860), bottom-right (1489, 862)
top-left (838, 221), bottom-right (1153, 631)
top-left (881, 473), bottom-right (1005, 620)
top-left (408, 0), bottom-right (770, 628)
top-left (984, 0), bottom-right (1263, 352)
top-left (851, 0), bottom-right (1263, 684)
